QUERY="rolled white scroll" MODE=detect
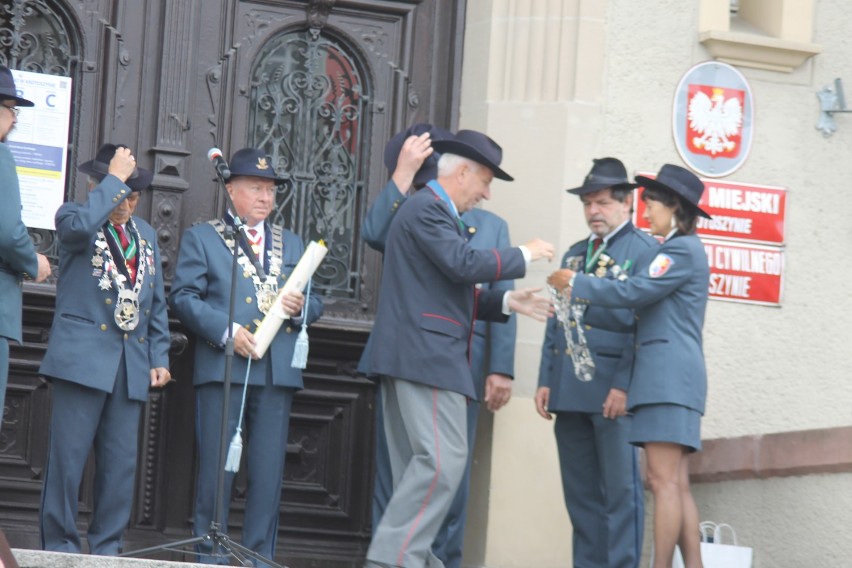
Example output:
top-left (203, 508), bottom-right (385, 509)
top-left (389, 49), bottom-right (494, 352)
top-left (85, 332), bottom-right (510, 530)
top-left (252, 240), bottom-right (327, 358)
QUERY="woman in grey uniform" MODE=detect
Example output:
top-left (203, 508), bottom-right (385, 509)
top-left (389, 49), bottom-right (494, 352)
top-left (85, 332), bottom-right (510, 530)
top-left (549, 163), bottom-right (711, 568)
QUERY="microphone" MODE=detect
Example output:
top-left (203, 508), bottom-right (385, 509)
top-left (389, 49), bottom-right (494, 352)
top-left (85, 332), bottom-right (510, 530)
top-left (207, 147), bottom-right (231, 181)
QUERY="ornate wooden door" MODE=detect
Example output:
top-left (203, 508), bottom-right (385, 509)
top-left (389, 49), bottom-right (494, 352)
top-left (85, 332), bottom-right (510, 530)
top-left (1, 1), bottom-right (465, 566)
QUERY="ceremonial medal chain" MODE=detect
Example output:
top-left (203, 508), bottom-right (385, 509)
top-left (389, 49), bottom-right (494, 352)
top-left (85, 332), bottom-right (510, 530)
top-left (210, 220), bottom-right (284, 315)
top-left (91, 219), bottom-right (151, 331)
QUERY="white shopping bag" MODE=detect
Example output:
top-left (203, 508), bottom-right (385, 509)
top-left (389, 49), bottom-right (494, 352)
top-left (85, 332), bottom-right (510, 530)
top-left (699, 522), bottom-right (753, 568)
top-left (658, 521), bottom-right (753, 568)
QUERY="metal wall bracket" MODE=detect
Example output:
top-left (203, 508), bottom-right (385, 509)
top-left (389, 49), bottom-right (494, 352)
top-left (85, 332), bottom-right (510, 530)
top-left (816, 78), bottom-right (852, 137)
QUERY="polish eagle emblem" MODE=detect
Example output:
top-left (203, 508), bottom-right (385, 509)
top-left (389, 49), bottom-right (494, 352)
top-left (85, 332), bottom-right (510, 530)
top-left (686, 85), bottom-right (745, 158)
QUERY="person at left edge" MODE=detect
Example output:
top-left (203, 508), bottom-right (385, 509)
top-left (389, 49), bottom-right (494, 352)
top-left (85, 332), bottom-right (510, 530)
top-left (0, 65), bottom-right (51, 433)
top-left (39, 143), bottom-right (171, 555)
top-left (170, 147), bottom-right (323, 565)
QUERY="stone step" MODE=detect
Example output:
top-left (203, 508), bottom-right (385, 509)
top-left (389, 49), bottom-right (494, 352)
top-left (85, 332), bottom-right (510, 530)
top-left (12, 549), bottom-right (209, 568)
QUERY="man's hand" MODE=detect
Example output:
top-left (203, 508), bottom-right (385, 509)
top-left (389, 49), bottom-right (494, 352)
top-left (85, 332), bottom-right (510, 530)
top-left (35, 253), bottom-right (51, 283)
top-left (523, 238), bottom-right (555, 262)
top-left (547, 268), bottom-right (575, 291)
top-left (602, 388), bottom-right (627, 419)
top-left (109, 146), bottom-right (137, 183)
top-left (507, 287), bottom-right (553, 321)
top-left (150, 367), bottom-right (172, 388)
top-left (234, 326), bottom-right (260, 360)
top-left (391, 132), bottom-right (433, 195)
top-left (279, 289), bottom-right (305, 318)
top-left (534, 386), bottom-right (553, 420)
top-left (484, 373), bottom-right (513, 412)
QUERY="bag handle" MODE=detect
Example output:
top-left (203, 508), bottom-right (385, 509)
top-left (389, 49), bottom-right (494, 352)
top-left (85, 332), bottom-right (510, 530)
top-left (713, 522), bottom-right (739, 546)
top-left (699, 521), bottom-right (717, 543)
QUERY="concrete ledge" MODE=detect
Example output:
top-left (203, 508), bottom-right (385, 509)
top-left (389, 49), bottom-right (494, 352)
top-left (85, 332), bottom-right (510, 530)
top-left (12, 549), bottom-right (208, 568)
top-left (689, 425), bottom-right (852, 483)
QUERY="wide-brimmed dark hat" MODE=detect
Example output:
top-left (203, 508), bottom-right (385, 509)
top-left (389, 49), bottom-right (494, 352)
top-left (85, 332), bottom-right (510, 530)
top-left (78, 143), bottom-right (153, 192)
top-left (636, 164), bottom-right (712, 219)
top-left (566, 157), bottom-right (637, 195)
top-left (384, 123), bottom-right (453, 187)
top-left (431, 129), bottom-right (513, 181)
top-left (0, 65), bottom-right (35, 107)
top-left (227, 147), bottom-right (282, 182)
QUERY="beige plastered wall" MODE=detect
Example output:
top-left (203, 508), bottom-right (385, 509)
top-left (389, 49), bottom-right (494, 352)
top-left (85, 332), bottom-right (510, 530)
top-left (457, 1), bottom-right (852, 567)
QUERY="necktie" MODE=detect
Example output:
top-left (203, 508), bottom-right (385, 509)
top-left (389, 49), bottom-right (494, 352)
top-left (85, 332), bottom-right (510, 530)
top-left (247, 228), bottom-right (262, 257)
top-left (112, 224), bottom-right (137, 285)
top-left (592, 237), bottom-right (604, 253)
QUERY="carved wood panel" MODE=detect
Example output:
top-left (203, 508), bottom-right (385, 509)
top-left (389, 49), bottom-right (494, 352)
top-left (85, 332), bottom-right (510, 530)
top-left (2, 1), bottom-right (465, 566)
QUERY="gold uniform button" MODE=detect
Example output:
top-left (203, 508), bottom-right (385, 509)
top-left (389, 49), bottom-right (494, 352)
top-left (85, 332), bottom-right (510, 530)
top-left (138, 337), bottom-right (145, 343)
top-left (286, 327), bottom-right (292, 333)
top-left (100, 324), bottom-right (107, 331)
top-left (112, 197), bottom-right (119, 203)
top-left (105, 298), bottom-right (112, 305)
top-left (123, 333), bottom-right (129, 340)
top-left (120, 189), bottom-right (126, 194)
top-left (585, 325), bottom-right (591, 330)
top-left (468, 227), bottom-right (476, 234)
top-left (246, 297), bottom-right (253, 304)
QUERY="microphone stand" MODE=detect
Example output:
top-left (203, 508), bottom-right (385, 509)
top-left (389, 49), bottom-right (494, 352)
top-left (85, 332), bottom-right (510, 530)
top-left (121, 171), bottom-right (286, 568)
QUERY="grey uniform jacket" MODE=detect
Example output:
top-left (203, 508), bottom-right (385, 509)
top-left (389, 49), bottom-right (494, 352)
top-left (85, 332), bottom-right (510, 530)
top-left (570, 233), bottom-right (709, 413)
top-left (362, 180), bottom-right (517, 391)
top-left (368, 183), bottom-right (525, 399)
top-left (538, 223), bottom-right (657, 413)
top-left (169, 218), bottom-right (323, 388)
top-left (0, 143), bottom-right (39, 344)
top-left (39, 175), bottom-right (171, 401)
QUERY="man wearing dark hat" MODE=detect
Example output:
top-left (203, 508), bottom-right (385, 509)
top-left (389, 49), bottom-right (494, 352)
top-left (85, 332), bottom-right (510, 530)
top-left (548, 163), bottom-right (712, 568)
top-left (0, 65), bottom-right (51, 431)
top-left (364, 130), bottom-right (554, 568)
top-left (362, 124), bottom-right (519, 568)
top-left (534, 157), bottom-right (654, 568)
top-left (39, 143), bottom-right (171, 555)
top-left (360, 123), bottom-right (440, 534)
top-left (170, 147), bottom-right (323, 564)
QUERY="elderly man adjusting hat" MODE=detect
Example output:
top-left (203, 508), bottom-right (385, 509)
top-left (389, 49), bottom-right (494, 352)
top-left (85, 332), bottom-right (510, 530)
top-left (39, 143), bottom-right (170, 555)
top-left (362, 124), bottom-right (521, 568)
top-left (0, 65), bottom-right (51, 435)
top-left (363, 130), bottom-right (555, 568)
top-left (170, 147), bottom-right (323, 564)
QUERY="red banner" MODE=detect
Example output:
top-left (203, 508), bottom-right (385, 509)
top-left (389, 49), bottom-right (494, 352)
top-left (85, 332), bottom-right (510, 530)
top-left (633, 173), bottom-right (787, 245)
top-left (702, 239), bottom-right (784, 306)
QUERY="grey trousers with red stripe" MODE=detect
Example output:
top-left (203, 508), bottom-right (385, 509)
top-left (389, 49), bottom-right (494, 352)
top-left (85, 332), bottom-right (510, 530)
top-left (366, 376), bottom-right (468, 568)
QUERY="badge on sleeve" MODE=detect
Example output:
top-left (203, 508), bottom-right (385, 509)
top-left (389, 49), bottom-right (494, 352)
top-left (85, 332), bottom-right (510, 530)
top-left (648, 253), bottom-right (674, 278)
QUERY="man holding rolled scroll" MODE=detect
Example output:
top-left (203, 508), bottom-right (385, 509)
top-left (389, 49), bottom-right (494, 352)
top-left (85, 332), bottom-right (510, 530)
top-left (364, 130), bottom-right (555, 568)
top-left (170, 147), bottom-right (323, 564)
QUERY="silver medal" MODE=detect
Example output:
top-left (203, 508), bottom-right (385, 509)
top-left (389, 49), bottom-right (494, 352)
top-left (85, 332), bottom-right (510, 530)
top-left (114, 288), bottom-right (140, 331)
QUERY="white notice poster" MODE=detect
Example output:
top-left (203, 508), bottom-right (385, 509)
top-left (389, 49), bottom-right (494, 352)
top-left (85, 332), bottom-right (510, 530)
top-left (7, 69), bottom-right (72, 231)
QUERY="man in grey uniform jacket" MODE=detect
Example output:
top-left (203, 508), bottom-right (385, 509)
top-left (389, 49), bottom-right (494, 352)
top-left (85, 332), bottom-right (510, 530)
top-left (170, 148), bottom-right (323, 565)
top-left (364, 130), bottom-right (554, 568)
top-left (362, 124), bottom-right (517, 568)
top-left (0, 66), bottom-right (51, 429)
top-left (39, 144), bottom-right (171, 554)
top-left (535, 158), bottom-right (656, 568)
